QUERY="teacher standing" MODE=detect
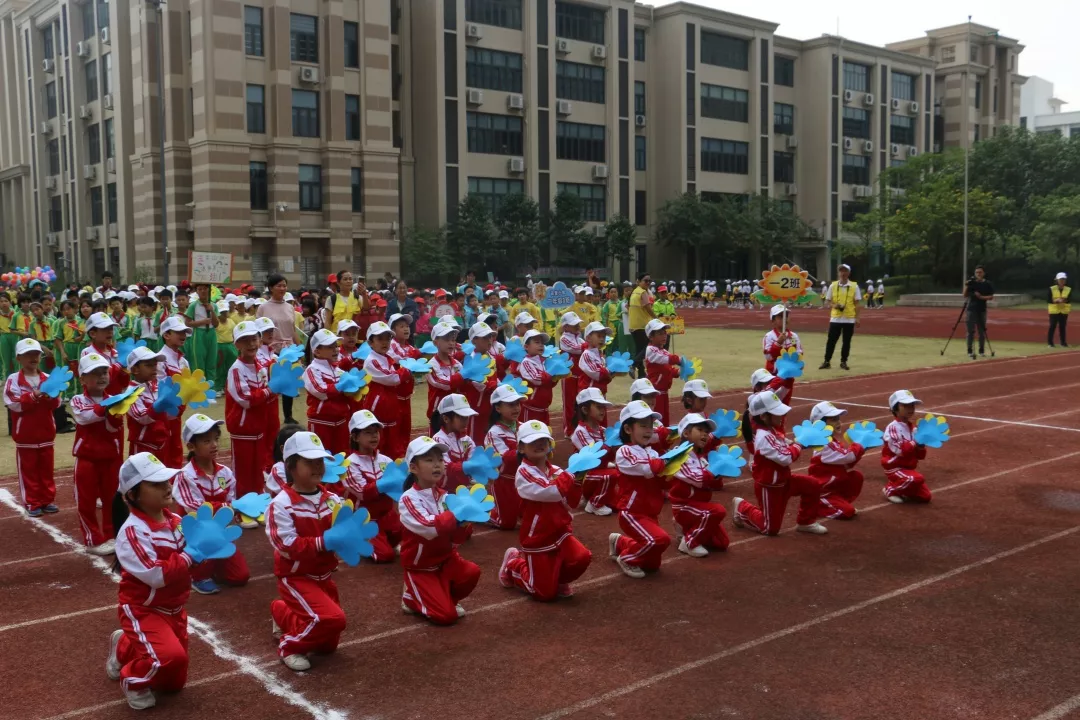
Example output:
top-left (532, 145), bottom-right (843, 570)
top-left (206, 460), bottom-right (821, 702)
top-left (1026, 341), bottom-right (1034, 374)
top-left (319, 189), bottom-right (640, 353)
top-left (819, 264), bottom-right (861, 371)
top-left (257, 273), bottom-right (298, 423)
top-left (385, 279), bottom-right (420, 339)
top-left (629, 272), bottom-right (655, 378)
top-left (1048, 271), bottom-right (1071, 348)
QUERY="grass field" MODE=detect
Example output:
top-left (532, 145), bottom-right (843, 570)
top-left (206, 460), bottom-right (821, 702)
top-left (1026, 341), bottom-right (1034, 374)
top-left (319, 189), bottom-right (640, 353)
top-left (2, 328), bottom-right (1055, 472)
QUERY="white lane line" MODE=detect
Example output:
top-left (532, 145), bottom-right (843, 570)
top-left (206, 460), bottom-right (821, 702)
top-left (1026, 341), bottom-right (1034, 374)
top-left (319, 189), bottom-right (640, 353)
top-left (535, 522), bottom-right (1080, 719)
top-left (0, 550), bottom-right (80, 567)
top-left (1030, 692), bottom-right (1080, 720)
top-left (0, 605), bottom-right (113, 633)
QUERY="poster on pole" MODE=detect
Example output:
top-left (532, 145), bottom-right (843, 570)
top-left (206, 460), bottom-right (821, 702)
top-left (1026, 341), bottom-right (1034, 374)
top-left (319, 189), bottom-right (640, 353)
top-left (539, 281), bottom-right (575, 311)
top-left (756, 264), bottom-right (810, 302)
top-left (189, 251), bottom-right (233, 285)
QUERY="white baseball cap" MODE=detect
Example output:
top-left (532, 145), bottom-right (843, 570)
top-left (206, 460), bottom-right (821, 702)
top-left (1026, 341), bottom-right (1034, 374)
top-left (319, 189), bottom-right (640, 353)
top-left (405, 435), bottom-right (450, 465)
top-left (619, 400), bottom-right (661, 424)
top-left (838, 264), bottom-right (851, 271)
top-left (126, 346), bottom-right (166, 370)
top-left (284, 292), bottom-right (295, 303)
top-left (91, 292), bottom-right (103, 301)
top-left (677, 412), bottom-right (716, 437)
top-left (889, 389), bottom-right (922, 408)
top-left (1056, 272), bottom-right (1068, 280)
top-left (232, 320), bottom-right (260, 342)
top-left (254, 298), bottom-right (267, 306)
top-left (583, 321), bottom-right (611, 337)
top-left (559, 311), bottom-right (582, 328)
top-left (104, 290), bottom-right (117, 299)
top-left (182, 414), bottom-right (224, 444)
top-left (86, 312), bottom-right (118, 330)
top-left (468, 322), bottom-right (495, 340)
top-left (365, 321), bottom-right (392, 338)
top-left (491, 384), bottom-right (526, 405)
top-left (387, 313), bottom-right (409, 327)
top-left (337, 319), bottom-right (360, 334)
top-left (750, 368), bottom-right (776, 387)
top-left (15, 338), bottom-right (42, 356)
top-left (770, 304), bottom-right (789, 318)
top-left (748, 391), bottom-right (791, 417)
top-left (225, 294), bottom-right (239, 303)
top-left (522, 329), bottom-right (549, 344)
top-left (79, 352), bottom-right (111, 374)
top-left (498, 290), bottom-right (509, 299)
top-left (575, 387), bottom-right (612, 406)
top-left (119, 452), bottom-right (179, 493)
top-left (243, 298), bottom-right (257, 309)
top-left (284, 431), bottom-right (334, 461)
top-left (810, 401), bottom-right (847, 424)
top-left (166, 285), bottom-right (178, 294)
top-left (254, 317), bottom-right (276, 333)
top-left (160, 316), bottom-right (192, 335)
top-left (629, 378), bottom-right (658, 396)
top-left (348, 409), bottom-right (383, 432)
top-left (437, 393), bottom-right (478, 417)
top-left (310, 329), bottom-right (340, 349)
top-left (437, 316), bottom-right (460, 328)
top-left (477, 312), bottom-right (498, 325)
top-left (215, 301), bottom-right (229, 313)
top-left (582, 287), bottom-right (594, 296)
top-left (431, 322), bottom-right (459, 340)
top-left (514, 311), bottom-right (536, 326)
top-left (645, 318), bottom-right (671, 335)
top-left (517, 419), bottom-right (553, 444)
top-left (683, 379), bottom-right (712, 398)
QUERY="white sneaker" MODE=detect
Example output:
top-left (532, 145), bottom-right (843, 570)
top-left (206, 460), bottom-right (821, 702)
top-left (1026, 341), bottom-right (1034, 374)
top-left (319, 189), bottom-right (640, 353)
top-left (95, 498), bottom-right (103, 509)
top-left (608, 532), bottom-right (621, 558)
top-left (731, 497), bottom-right (746, 528)
top-left (455, 604), bottom-right (466, 618)
top-left (238, 514), bottom-right (259, 530)
top-left (498, 547), bottom-right (518, 588)
top-left (123, 687), bottom-right (156, 710)
top-left (796, 522), bottom-right (829, 535)
top-left (584, 501), bottom-right (612, 516)
top-left (556, 583), bottom-right (574, 598)
top-left (272, 619), bottom-right (282, 639)
top-left (400, 601), bottom-right (416, 615)
top-left (679, 537), bottom-right (708, 557)
top-left (105, 629), bottom-right (123, 680)
top-left (887, 495), bottom-right (905, 504)
top-left (89, 539), bottom-right (116, 556)
top-left (281, 654), bottom-right (311, 672)
top-left (616, 556), bottom-right (646, 579)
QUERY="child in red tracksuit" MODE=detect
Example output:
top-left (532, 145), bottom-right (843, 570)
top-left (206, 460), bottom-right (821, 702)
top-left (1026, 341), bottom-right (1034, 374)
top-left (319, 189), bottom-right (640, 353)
top-left (70, 353), bottom-right (123, 553)
top-left (127, 347), bottom-right (169, 458)
top-left (256, 317), bottom-right (281, 471)
top-left (806, 401), bottom-right (866, 520)
top-left (266, 432), bottom-right (347, 673)
top-left (670, 413), bottom-right (729, 557)
top-left (431, 393), bottom-right (478, 491)
top-left (426, 322), bottom-right (464, 417)
top-left (398, 436), bottom-right (481, 625)
top-left (107, 452), bottom-right (196, 711)
top-left (388, 314), bottom-right (421, 450)
top-left (629, 378), bottom-right (672, 452)
top-left (265, 423), bottom-right (303, 497)
top-left (303, 329), bottom-right (350, 454)
top-left (609, 400), bottom-right (671, 579)
top-left (499, 419), bottom-right (591, 600)
top-left (81, 313), bottom-right (130, 452)
top-left (335, 320), bottom-right (363, 373)
top-left (226, 321), bottom-right (276, 497)
top-left (558, 312), bottom-right (586, 435)
top-left (569, 387), bottom-right (618, 516)
top-left (4, 338), bottom-right (61, 515)
top-left (341, 410), bottom-right (402, 563)
top-left (462, 322), bottom-right (501, 445)
top-left (644, 319), bottom-right (680, 426)
top-left (733, 391), bottom-right (828, 537)
top-left (761, 305), bottom-right (803, 376)
top-left (174, 414), bottom-right (251, 594)
top-left (578, 322), bottom-right (613, 396)
top-left (157, 316), bottom-right (192, 468)
top-left (363, 320), bottom-right (415, 460)
top-left (484, 383), bottom-right (527, 530)
top-left (517, 329), bottom-right (556, 425)
top-left (882, 389), bottom-right (932, 504)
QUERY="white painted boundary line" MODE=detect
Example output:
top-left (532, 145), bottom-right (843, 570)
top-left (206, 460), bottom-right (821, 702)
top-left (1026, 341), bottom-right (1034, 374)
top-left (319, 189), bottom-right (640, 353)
top-left (0, 489), bottom-right (347, 720)
top-left (1030, 693), bottom-right (1080, 720)
top-left (0, 550), bottom-right (79, 567)
top-left (0, 605), bottom-right (113, 633)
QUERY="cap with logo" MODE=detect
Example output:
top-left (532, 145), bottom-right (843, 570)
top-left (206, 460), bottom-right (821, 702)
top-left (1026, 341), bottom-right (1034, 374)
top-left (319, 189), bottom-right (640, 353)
top-left (119, 452), bottom-right (179, 493)
top-left (431, 322), bottom-right (459, 340)
top-left (559, 311), bottom-right (583, 328)
top-left (629, 378), bottom-right (658, 396)
top-left (468, 322), bottom-right (495, 340)
top-left (683, 379), bottom-right (712, 398)
top-left (160, 316), bottom-right (192, 335)
top-left (232, 320), bottom-right (260, 342)
top-left (310, 329), bottom-right (341, 349)
top-left (514, 312), bottom-right (536, 326)
top-left (677, 412), bottom-right (716, 437)
top-left (619, 400), bottom-right (661, 424)
top-left (517, 419), bottom-right (553, 444)
top-left (522, 329), bottom-right (550, 344)
top-left (750, 368), bottom-right (776, 387)
top-left (283, 432), bottom-right (334, 461)
top-left (809, 401), bottom-right (847, 424)
top-left (254, 317), bottom-right (276, 333)
top-left (575, 387), bottom-right (612, 406)
top-left (366, 321), bottom-right (392, 339)
top-left (583, 321), bottom-right (611, 336)
top-left (645, 318), bottom-right (671, 336)
top-left (888, 389), bottom-right (922, 408)
top-left (747, 391), bottom-right (791, 417)
top-left (406, 436), bottom-right (450, 465)
top-left (15, 338), bottom-right (42, 356)
top-left (436, 393), bottom-right (478, 417)
top-left (86, 312), bottom-right (118, 331)
top-left (182, 413), bottom-right (224, 444)
top-left (491, 384), bottom-right (526, 405)
top-left (126, 346), bottom-right (166, 370)
top-left (337, 319), bottom-right (360, 334)
top-left (770, 304), bottom-right (789, 318)
top-left (79, 352), bottom-right (111, 374)
top-left (348, 409), bottom-right (383, 432)
top-left (387, 313), bottom-right (409, 327)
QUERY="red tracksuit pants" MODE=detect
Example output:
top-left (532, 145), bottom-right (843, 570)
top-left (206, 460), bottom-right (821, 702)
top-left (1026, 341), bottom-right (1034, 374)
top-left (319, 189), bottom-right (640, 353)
top-left (814, 468), bottom-right (865, 519)
top-left (161, 418), bottom-right (184, 469)
top-left (73, 456), bottom-right (120, 546)
top-left (272, 576), bottom-right (346, 657)
top-left (190, 551), bottom-right (250, 585)
top-left (653, 391), bottom-right (671, 427)
top-left (561, 377), bottom-right (577, 436)
top-left (736, 475), bottom-right (824, 536)
top-left (231, 436), bottom-right (264, 497)
top-left (401, 553), bottom-right (481, 625)
top-left (16, 444), bottom-right (55, 511)
top-left (672, 500), bottom-right (730, 550)
top-left (308, 418), bottom-right (348, 456)
top-left (582, 468), bottom-right (618, 510)
top-left (367, 510), bottom-right (403, 564)
top-left (615, 511), bottom-right (672, 571)
top-left (505, 536), bottom-right (592, 601)
top-left (117, 604), bottom-right (188, 694)
top-left (487, 475), bottom-right (521, 530)
top-left (520, 405), bottom-right (550, 427)
top-left (263, 400), bottom-right (280, 471)
top-left (884, 468), bottom-right (932, 502)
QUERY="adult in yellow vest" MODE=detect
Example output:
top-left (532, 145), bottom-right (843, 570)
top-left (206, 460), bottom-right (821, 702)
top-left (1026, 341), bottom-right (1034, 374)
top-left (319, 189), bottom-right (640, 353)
top-left (322, 270), bottom-right (365, 331)
top-left (819, 264), bottom-right (862, 371)
top-left (1048, 271), bottom-right (1071, 348)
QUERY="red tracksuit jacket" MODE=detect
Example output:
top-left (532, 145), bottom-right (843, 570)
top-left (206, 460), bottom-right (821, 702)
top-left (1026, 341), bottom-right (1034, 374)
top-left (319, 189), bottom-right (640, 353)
top-left (398, 485), bottom-right (471, 570)
top-left (303, 358), bottom-right (350, 426)
top-left (670, 449), bottom-right (724, 500)
top-left (4, 371), bottom-right (60, 444)
top-left (226, 358), bottom-right (271, 439)
top-left (645, 345), bottom-right (681, 393)
top-left (174, 461), bottom-right (237, 513)
top-left (752, 426), bottom-right (802, 487)
top-left (518, 354), bottom-right (555, 409)
top-left (265, 486), bottom-right (340, 580)
top-left (363, 350), bottom-right (414, 423)
top-left (578, 347), bottom-right (612, 394)
top-left (126, 380), bottom-right (169, 451)
top-left (114, 508), bottom-right (194, 611)
top-left (341, 451), bottom-right (396, 521)
top-left (809, 440), bottom-right (866, 476)
top-left (615, 444), bottom-right (666, 517)
top-left (882, 419), bottom-right (926, 471)
top-left (484, 422), bottom-right (520, 478)
top-left (515, 460), bottom-right (582, 552)
top-left (433, 428), bottom-right (476, 490)
top-left (70, 393), bottom-right (123, 459)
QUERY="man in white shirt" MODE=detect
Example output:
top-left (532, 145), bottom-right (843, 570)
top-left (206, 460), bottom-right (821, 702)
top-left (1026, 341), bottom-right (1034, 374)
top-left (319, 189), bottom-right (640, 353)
top-left (820, 264), bottom-right (862, 371)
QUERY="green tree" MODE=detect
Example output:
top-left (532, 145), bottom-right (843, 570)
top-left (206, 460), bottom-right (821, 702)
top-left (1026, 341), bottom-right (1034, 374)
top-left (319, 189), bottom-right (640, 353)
top-left (494, 193), bottom-right (542, 276)
top-left (652, 192), bottom-right (717, 252)
top-left (739, 194), bottom-right (810, 263)
top-left (1033, 193), bottom-right (1080, 262)
top-left (401, 225), bottom-right (454, 286)
top-left (603, 213), bottom-right (638, 264)
top-left (547, 192), bottom-right (593, 269)
top-left (447, 194), bottom-right (497, 275)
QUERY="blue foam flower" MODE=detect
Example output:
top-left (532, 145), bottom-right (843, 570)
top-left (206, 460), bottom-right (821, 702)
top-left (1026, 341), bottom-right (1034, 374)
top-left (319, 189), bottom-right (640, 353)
top-left (335, 368), bottom-right (370, 394)
top-left (708, 409), bottom-right (742, 439)
top-left (152, 377), bottom-right (183, 417)
top-left (400, 357), bottom-right (433, 374)
top-left (461, 342), bottom-right (475, 355)
top-left (39, 366), bottom-right (73, 398)
top-left (775, 350), bottom-right (804, 380)
top-left (461, 353), bottom-right (495, 384)
top-left (231, 492), bottom-right (272, 520)
top-left (606, 351), bottom-right (633, 374)
top-left (352, 343), bottom-right (371, 361)
top-left (420, 341), bottom-right (438, 355)
top-left (661, 441), bottom-right (693, 462)
top-left (844, 421), bottom-right (884, 449)
top-left (604, 424), bottom-right (624, 448)
top-left (321, 453), bottom-right (351, 484)
top-left (567, 443), bottom-right (607, 474)
top-left (500, 375), bottom-right (531, 398)
top-left (542, 344), bottom-right (558, 358)
top-left (277, 345), bottom-right (305, 365)
top-left (115, 338), bottom-right (147, 369)
top-left (180, 504), bottom-right (242, 563)
top-left (544, 353), bottom-right (572, 377)
top-left (707, 445), bottom-right (747, 478)
top-left (100, 384), bottom-right (139, 408)
top-left (322, 502), bottom-right (379, 566)
top-left (503, 340), bottom-right (526, 363)
top-left (268, 359), bottom-right (305, 397)
top-left (190, 388), bottom-right (217, 410)
top-left (444, 484), bottom-right (496, 523)
top-left (913, 414), bottom-right (951, 448)
top-left (375, 460), bottom-right (408, 501)
top-left (793, 419), bottom-right (834, 448)
top-left (461, 447), bottom-right (502, 485)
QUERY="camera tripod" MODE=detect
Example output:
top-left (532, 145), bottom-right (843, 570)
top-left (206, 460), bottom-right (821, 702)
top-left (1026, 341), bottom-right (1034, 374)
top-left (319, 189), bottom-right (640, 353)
top-left (941, 298), bottom-right (995, 358)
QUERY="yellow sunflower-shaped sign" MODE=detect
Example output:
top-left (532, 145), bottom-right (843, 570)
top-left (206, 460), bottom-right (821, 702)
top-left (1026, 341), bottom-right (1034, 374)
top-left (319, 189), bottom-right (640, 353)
top-left (757, 264), bottom-right (810, 301)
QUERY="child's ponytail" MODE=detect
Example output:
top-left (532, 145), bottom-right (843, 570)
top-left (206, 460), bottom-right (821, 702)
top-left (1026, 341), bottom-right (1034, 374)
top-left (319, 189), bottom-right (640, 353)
top-left (403, 472), bottom-right (418, 491)
top-left (569, 401), bottom-right (587, 431)
top-left (430, 411), bottom-right (445, 434)
top-left (110, 487), bottom-right (140, 573)
top-left (618, 418), bottom-right (634, 446)
top-left (741, 399), bottom-right (753, 445)
top-left (274, 422), bottom-right (303, 464)
top-left (488, 404), bottom-right (502, 429)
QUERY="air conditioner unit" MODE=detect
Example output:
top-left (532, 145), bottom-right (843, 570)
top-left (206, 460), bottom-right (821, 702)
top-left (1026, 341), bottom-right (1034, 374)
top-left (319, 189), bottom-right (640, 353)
top-left (42, 58), bottom-right (55, 73)
top-left (910, 101), bottom-right (919, 113)
top-left (891, 143), bottom-right (900, 155)
top-left (843, 89), bottom-right (853, 102)
top-left (908, 147), bottom-right (918, 157)
top-left (86, 226), bottom-right (98, 241)
top-left (786, 136), bottom-right (798, 149)
top-left (592, 164), bottom-right (608, 180)
top-left (46, 232), bottom-right (59, 247)
top-left (507, 93), bottom-right (525, 110)
top-left (299, 66), bottom-right (319, 84)
top-left (863, 93), bottom-right (874, 106)
top-left (79, 105), bottom-right (93, 120)
top-left (786, 183), bottom-right (798, 196)
top-left (102, 94), bottom-right (113, 109)
top-left (83, 164), bottom-right (96, 180)
top-left (465, 23), bottom-right (482, 40)
top-left (76, 41), bottom-right (91, 58)
top-left (855, 185), bottom-right (873, 198)
top-left (891, 98), bottom-right (900, 110)
top-left (40, 121), bottom-right (52, 135)
top-left (186, 218), bottom-right (194, 232)
top-left (635, 114), bottom-right (646, 127)
top-left (863, 140), bottom-right (873, 152)
top-left (106, 157), bottom-right (116, 174)
top-left (507, 157), bottom-right (525, 173)
top-left (108, 222), bottom-right (118, 238)
top-left (843, 137), bottom-right (853, 150)
top-left (591, 45), bottom-right (606, 60)
top-left (466, 88), bottom-right (483, 105)
top-left (44, 176), bottom-right (57, 190)
top-left (593, 224), bottom-right (607, 238)
top-left (100, 27), bottom-right (110, 45)
top-left (556, 99), bottom-right (572, 115)
top-left (555, 38), bottom-right (570, 54)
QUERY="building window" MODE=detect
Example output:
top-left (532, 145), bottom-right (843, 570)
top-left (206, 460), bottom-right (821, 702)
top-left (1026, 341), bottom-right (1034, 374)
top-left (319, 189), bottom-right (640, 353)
top-left (96, 0), bottom-right (109, 30)
top-left (700, 83), bottom-right (748, 123)
top-left (842, 107), bottom-right (870, 139)
top-left (245, 84), bottom-right (265, 133)
top-left (557, 182), bottom-right (606, 221)
top-left (47, 139), bottom-right (60, 175)
top-left (298, 164), bottom-right (322, 210)
top-left (466, 112), bottom-right (523, 155)
top-left (842, 153), bottom-right (869, 185)
top-left (90, 186), bottom-right (104, 225)
top-left (45, 82), bottom-right (57, 119)
top-left (701, 31), bottom-right (748, 71)
top-left (249, 161), bottom-right (267, 209)
top-left (635, 135), bottom-right (646, 171)
top-left (634, 27), bottom-right (645, 61)
top-left (700, 137), bottom-right (749, 175)
top-left (842, 200), bottom-right (870, 223)
top-left (292, 89), bottom-right (320, 137)
top-left (776, 199), bottom-right (794, 214)
top-left (466, 47), bottom-right (523, 93)
top-left (345, 94), bottom-right (360, 140)
top-left (47, 196), bottom-right (61, 233)
top-left (87, 123), bottom-right (101, 164)
top-left (774, 102), bottom-right (794, 134)
top-left (974, 80), bottom-right (981, 110)
top-left (892, 72), bottom-right (915, 101)
top-left (773, 150), bottom-right (794, 183)
top-left (555, 1), bottom-right (604, 44)
top-left (342, 21), bottom-right (359, 68)
top-left (774, 56), bottom-right (795, 87)
top-left (351, 168), bottom-right (363, 212)
top-left (465, 0), bottom-right (522, 30)
top-left (556, 121), bottom-right (605, 162)
top-left (104, 118), bottom-right (114, 159)
top-left (107, 182), bottom-right (117, 223)
top-left (42, 26), bottom-right (54, 59)
top-left (634, 189), bottom-right (646, 225)
top-left (634, 81), bottom-right (646, 115)
top-left (290, 13), bottom-right (318, 63)
top-left (84, 60), bottom-right (98, 102)
top-left (890, 114), bottom-right (915, 145)
top-left (102, 53), bottom-right (112, 95)
top-left (81, 1), bottom-right (95, 40)
top-left (468, 176), bottom-right (525, 214)
top-left (843, 62), bottom-right (869, 92)
top-left (556, 61), bottom-right (605, 104)
top-left (244, 6), bottom-right (263, 56)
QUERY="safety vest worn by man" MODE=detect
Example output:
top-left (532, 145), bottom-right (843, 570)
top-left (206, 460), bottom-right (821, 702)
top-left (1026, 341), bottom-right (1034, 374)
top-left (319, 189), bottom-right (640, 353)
top-left (1049, 285), bottom-right (1072, 315)
top-left (828, 281), bottom-right (859, 320)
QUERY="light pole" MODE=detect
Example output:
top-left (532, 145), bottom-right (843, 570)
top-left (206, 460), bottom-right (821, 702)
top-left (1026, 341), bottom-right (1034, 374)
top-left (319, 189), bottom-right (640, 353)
top-left (148, 0), bottom-right (169, 284)
top-left (961, 15), bottom-right (971, 288)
